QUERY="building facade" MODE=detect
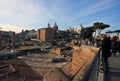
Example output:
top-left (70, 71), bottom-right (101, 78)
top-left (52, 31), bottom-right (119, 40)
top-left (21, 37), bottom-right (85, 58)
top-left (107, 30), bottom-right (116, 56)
top-left (38, 28), bottom-right (54, 42)
top-left (0, 31), bottom-right (15, 50)
top-left (73, 25), bottom-right (84, 34)
top-left (67, 25), bottom-right (84, 34)
top-left (37, 23), bottom-right (57, 42)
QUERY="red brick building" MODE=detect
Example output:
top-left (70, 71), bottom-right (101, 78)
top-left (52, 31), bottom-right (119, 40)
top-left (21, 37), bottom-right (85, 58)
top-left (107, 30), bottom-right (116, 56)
top-left (37, 22), bottom-right (59, 42)
top-left (37, 28), bottom-right (55, 42)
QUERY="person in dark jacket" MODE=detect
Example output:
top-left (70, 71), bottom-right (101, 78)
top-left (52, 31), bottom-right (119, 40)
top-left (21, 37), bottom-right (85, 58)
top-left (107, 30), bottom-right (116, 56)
top-left (112, 38), bottom-right (120, 56)
top-left (100, 34), bottom-right (111, 72)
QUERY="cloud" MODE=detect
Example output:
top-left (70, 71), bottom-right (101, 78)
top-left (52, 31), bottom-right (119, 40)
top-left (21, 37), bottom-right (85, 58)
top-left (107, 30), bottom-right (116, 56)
top-left (0, 0), bottom-right (119, 31)
top-left (0, 24), bottom-right (28, 33)
top-left (0, 0), bottom-right (47, 26)
top-left (0, 0), bottom-right (64, 29)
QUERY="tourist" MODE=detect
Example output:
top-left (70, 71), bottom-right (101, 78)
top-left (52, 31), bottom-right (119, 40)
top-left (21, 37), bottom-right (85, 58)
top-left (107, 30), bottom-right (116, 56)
top-left (111, 38), bottom-right (120, 56)
top-left (100, 34), bottom-right (111, 72)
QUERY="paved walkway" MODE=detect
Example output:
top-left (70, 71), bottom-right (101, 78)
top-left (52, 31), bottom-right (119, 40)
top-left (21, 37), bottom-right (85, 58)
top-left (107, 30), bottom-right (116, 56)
top-left (105, 54), bottom-right (120, 81)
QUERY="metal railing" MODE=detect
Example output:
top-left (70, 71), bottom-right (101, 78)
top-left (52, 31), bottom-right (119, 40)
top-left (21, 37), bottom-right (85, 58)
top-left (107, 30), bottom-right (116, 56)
top-left (81, 48), bottom-right (102, 81)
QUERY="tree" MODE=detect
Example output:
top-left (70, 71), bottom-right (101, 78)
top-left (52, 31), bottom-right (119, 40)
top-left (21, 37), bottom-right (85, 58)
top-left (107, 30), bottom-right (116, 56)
top-left (105, 30), bottom-right (113, 36)
top-left (105, 30), bottom-right (120, 36)
top-left (81, 27), bottom-right (95, 39)
top-left (105, 30), bottom-right (113, 33)
top-left (113, 30), bottom-right (120, 36)
top-left (93, 22), bottom-right (110, 37)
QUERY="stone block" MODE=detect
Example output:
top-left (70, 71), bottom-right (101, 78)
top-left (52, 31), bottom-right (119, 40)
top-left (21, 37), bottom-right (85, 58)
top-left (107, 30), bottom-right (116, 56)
top-left (43, 68), bottom-right (70, 81)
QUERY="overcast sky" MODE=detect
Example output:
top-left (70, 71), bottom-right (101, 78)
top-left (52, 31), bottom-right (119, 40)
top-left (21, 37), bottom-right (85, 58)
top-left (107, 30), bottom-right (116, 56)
top-left (0, 0), bottom-right (120, 33)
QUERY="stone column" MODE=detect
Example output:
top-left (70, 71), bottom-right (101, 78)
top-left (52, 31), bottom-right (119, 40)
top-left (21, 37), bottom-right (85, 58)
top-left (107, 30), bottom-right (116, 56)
top-left (0, 31), bottom-right (1, 50)
top-left (37, 29), bottom-right (40, 41)
top-left (11, 32), bottom-right (15, 51)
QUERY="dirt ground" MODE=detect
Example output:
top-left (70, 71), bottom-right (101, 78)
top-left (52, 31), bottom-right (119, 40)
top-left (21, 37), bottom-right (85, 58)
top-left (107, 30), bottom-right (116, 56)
top-left (0, 53), bottom-right (67, 81)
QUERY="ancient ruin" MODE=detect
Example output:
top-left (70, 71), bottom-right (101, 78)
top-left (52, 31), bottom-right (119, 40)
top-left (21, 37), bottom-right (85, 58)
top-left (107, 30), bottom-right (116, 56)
top-left (0, 45), bottom-right (98, 81)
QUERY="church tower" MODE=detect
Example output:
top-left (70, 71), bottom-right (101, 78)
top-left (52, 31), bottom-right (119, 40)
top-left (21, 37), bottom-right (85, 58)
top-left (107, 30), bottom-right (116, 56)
top-left (53, 22), bottom-right (58, 31)
top-left (48, 23), bottom-right (50, 28)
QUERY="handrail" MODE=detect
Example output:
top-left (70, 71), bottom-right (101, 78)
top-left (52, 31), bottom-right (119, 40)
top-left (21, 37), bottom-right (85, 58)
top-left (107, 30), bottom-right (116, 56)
top-left (81, 48), bottom-right (102, 81)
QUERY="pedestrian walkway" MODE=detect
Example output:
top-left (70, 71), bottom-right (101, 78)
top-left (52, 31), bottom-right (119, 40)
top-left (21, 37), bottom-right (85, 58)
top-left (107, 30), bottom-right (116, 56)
top-left (105, 54), bottom-right (120, 81)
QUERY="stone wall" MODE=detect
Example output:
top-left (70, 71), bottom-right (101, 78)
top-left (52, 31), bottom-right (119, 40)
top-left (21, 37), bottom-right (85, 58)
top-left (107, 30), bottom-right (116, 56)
top-left (44, 45), bottom-right (98, 81)
top-left (70, 45), bottom-right (98, 76)
top-left (43, 68), bottom-right (70, 81)
top-left (50, 47), bottom-right (61, 55)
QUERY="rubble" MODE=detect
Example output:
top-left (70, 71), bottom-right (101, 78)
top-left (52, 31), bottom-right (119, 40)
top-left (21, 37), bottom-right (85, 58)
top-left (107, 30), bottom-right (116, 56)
top-left (50, 47), bottom-right (61, 55)
top-left (51, 58), bottom-right (66, 63)
top-left (43, 68), bottom-right (70, 81)
top-left (0, 64), bottom-right (17, 80)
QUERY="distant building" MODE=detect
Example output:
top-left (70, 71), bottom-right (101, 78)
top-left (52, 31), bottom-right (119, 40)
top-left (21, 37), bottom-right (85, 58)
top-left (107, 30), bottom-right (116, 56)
top-left (0, 31), bottom-right (15, 50)
top-left (37, 23), bottom-right (83, 42)
top-left (0, 31), bottom-right (13, 43)
top-left (37, 28), bottom-right (55, 42)
top-left (67, 25), bottom-right (84, 34)
top-left (37, 22), bottom-right (58, 42)
top-left (16, 29), bottom-right (37, 41)
top-left (28, 30), bottom-right (37, 40)
top-left (53, 22), bottom-right (58, 31)
top-left (73, 25), bottom-right (84, 34)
